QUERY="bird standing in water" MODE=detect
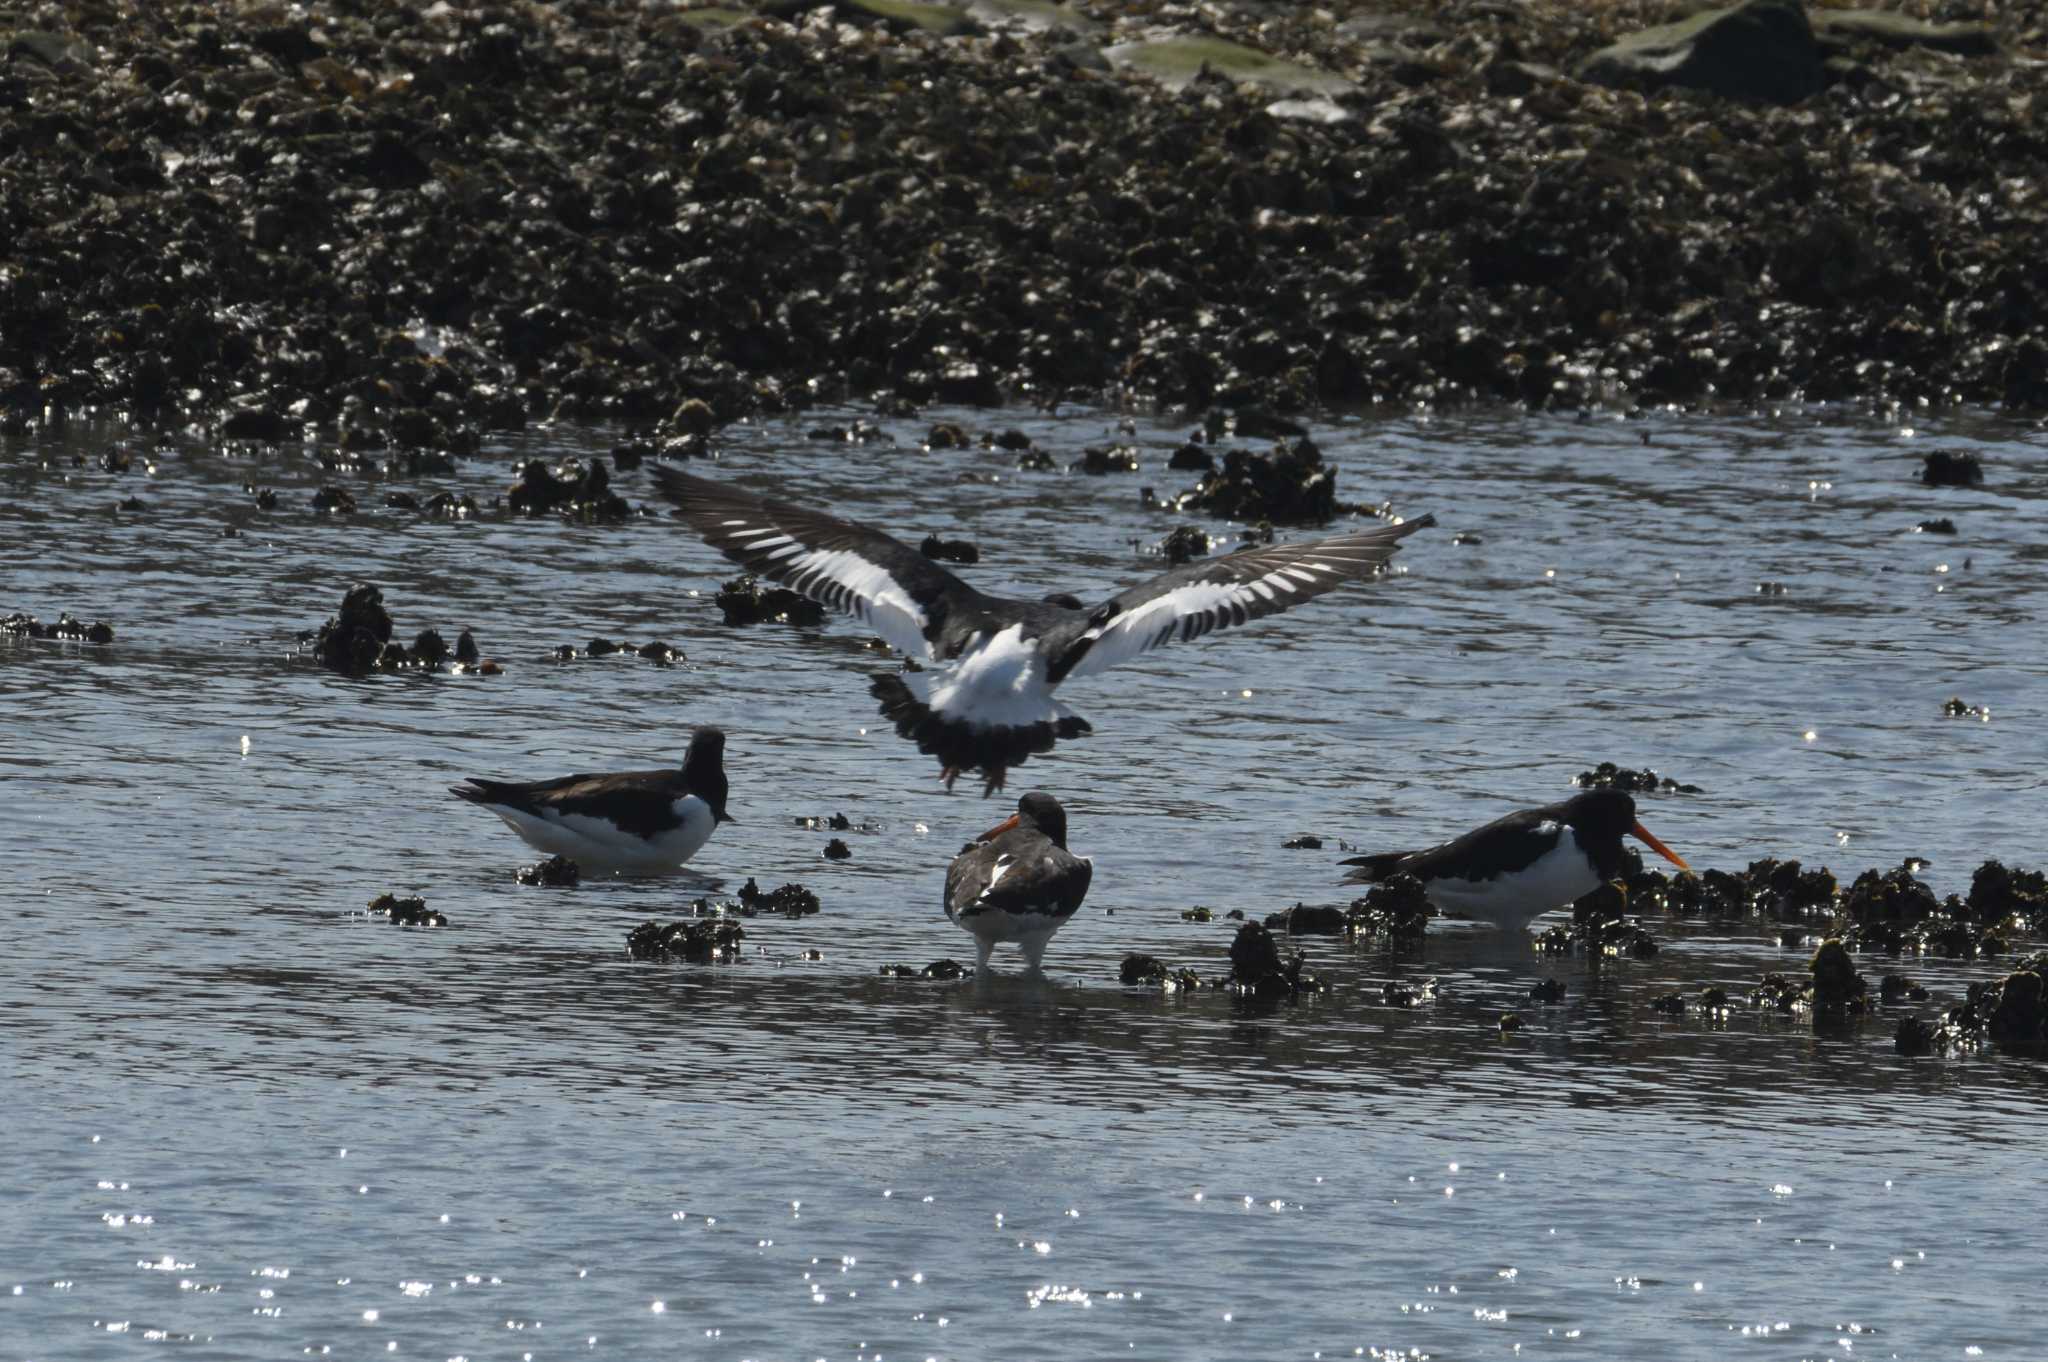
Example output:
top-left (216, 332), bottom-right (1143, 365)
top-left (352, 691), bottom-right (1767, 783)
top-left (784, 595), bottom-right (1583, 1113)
top-left (944, 791), bottom-right (1093, 972)
top-left (1340, 788), bottom-right (1688, 936)
top-left (450, 728), bottom-right (734, 875)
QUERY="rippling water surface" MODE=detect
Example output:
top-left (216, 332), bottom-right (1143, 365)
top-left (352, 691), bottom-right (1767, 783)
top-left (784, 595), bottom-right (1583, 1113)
top-left (6, 405), bottom-right (2047, 1360)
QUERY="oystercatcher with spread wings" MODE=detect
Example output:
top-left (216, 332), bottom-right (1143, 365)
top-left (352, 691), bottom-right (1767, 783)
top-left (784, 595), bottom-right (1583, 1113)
top-left (653, 466), bottom-right (1431, 795)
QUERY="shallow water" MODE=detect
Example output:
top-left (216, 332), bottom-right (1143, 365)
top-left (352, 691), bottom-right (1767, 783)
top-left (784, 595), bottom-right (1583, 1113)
top-left (5, 403), bottom-right (2047, 1361)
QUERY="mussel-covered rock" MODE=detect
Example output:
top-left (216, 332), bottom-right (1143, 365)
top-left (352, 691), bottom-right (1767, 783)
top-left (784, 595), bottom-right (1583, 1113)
top-left (736, 878), bottom-right (821, 917)
top-left (369, 893), bottom-right (445, 927)
top-left (626, 917), bottom-right (744, 963)
top-left (714, 575), bottom-right (827, 628)
top-left (517, 854), bottom-right (581, 887)
top-left (1224, 921), bottom-right (1322, 997)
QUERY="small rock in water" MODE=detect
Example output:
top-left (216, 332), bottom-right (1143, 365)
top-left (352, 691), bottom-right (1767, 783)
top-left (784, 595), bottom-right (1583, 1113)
top-left (1225, 921), bottom-right (1322, 997)
top-left (1346, 873), bottom-right (1431, 941)
top-left (1942, 696), bottom-right (1989, 720)
top-left (626, 918), bottom-right (744, 963)
top-left (1920, 450), bottom-right (1983, 487)
top-left (1281, 833), bottom-right (1322, 850)
top-left (517, 855), bottom-right (581, 887)
top-left (369, 893), bottom-right (445, 927)
top-left (823, 838), bottom-right (852, 861)
top-left (714, 574), bottom-right (827, 627)
top-left (1528, 978), bottom-right (1567, 1005)
top-left (736, 879), bottom-right (821, 917)
top-left (1574, 760), bottom-right (1702, 794)
top-left (922, 959), bottom-right (966, 981)
top-left (1915, 518), bottom-right (1957, 534)
top-left (1265, 903), bottom-right (1346, 935)
top-left (919, 533), bottom-right (980, 564)
top-left (1157, 525), bottom-right (1210, 565)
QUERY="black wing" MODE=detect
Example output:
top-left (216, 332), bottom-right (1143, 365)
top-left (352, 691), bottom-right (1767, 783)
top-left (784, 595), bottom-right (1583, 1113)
top-left (1047, 515), bottom-right (1433, 683)
top-left (1341, 806), bottom-right (1562, 883)
top-left (651, 466), bottom-right (965, 660)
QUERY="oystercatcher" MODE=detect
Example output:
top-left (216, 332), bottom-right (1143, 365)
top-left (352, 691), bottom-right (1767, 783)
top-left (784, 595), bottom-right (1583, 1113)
top-left (449, 728), bottom-right (733, 874)
top-left (652, 466), bottom-right (1431, 794)
top-left (944, 791), bottom-right (1093, 972)
top-left (1339, 789), bottom-right (1689, 934)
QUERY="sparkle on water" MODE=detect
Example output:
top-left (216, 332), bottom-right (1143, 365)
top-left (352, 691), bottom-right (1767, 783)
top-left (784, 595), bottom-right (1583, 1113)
top-left (5, 405), bottom-right (2048, 1360)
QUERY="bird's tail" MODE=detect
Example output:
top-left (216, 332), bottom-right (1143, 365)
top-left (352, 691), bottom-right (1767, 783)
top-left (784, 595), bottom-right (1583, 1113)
top-left (1339, 851), bottom-right (1414, 884)
top-left (870, 672), bottom-right (1089, 790)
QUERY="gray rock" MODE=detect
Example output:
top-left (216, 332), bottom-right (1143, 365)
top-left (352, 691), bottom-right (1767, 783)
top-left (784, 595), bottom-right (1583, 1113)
top-left (1575, 0), bottom-right (1824, 105)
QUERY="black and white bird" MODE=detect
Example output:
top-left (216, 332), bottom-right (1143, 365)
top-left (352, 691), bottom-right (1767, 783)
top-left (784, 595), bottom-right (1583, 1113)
top-left (652, 466), bottom-right (1431, 794)
top-left (1339, 789), bottom-right (1689, 935)
top-left (449, 728), bottom-right (734, 874)
top-left (943, 791), bottom-right (1094, 973)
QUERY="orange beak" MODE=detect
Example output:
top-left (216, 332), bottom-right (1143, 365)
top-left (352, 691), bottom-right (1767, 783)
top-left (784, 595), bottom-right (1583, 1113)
top-left (977, 813), bottom-right (1021, 843)
top-left (1632, 820), bottom-right (1690, 872)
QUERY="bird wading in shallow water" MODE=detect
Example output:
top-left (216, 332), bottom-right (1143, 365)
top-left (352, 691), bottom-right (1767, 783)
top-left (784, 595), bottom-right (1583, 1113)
top-left (1339, 788), bottom-right (1689, 936)
top-left (943, 791), bottom-right (1093, 973)
top-left (450, 727), bottom-right (734, 875)
top-left (652, 465), bottom-right (1432, 794)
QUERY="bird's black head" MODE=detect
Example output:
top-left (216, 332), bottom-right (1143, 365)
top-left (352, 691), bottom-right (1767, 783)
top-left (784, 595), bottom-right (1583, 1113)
top-left (1561, 788), bottom-right (1637, 841)
top-left (682, 728), bottom-right (734, 823)
top-left (1563, 787), bottom-right (1688, 872)
top-left (1015, 790), bottom-right (1069, 848)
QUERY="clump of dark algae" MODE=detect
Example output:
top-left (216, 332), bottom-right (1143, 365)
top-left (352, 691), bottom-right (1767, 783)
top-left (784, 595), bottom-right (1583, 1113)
top-left (7, 0), bottom-right (2048, 440)
top-left (736, 879), bottom-right (821, 918)
top-left (880, 960), bottom-right (969, 981)
top-left (1224, 922), bottom-right (1323, 999)
top-left (626, 918), bottom-right (744, 964)
top-left (713, 576), bottom-right (827, 629)
top-left (369, 893), bottom-right (445, 928)
top-left (517, 855), bottom-right (581, 887)
top-left (1344, 874), bottom-right (1431, 944)
top-left (1574, 761), bottom-right (1703, 795)
top-left (1920, 451), bottom-right (1985, 487)
top-left (822, 838), bottom-right (852, 861)
top-left (508, 459), bottom-right (632, 524)
top-left (1903, 954), bottom-right (2048, 1057)
top-left (3, 611), bottom-right (115, 644)
top-left (309, 584), bottom-right (475, 675)
top-left (1118, 954), bottom-right (1208, 991)
top-left (1536, 879), bottom-right (1661, 959)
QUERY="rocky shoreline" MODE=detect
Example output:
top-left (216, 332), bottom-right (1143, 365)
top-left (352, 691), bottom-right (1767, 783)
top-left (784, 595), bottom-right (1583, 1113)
top-left (7, 0), bottom-right (2048, 441)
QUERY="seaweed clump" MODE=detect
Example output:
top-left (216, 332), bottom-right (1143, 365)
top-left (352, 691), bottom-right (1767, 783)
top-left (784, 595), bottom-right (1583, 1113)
top-left (714, 575), bottom-right (828, 628)
top-left (626, 918), bottom-right (744, 963)
top-left (736, 878), bottom-right (821, 917)
top-left (1224, 921), bottom-right (1322, 998)
top-left (369, 893), bottom-right (445, 927)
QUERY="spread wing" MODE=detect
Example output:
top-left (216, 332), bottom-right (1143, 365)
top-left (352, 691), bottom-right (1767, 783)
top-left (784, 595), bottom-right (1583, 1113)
top-left (1048, 515), bottom-right (1433, 683)
top-left (651, 466), bottom-right (964, 661)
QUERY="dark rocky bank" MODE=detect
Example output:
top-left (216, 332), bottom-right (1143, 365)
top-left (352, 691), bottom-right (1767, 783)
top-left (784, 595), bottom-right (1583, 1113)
top-left (9, 0), bottom-right (2048, 443)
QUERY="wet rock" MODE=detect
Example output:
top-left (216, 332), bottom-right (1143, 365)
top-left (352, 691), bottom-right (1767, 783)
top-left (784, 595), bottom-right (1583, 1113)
top-left (919, 534), bottom-right (980, 564)
top-left (1173, 439), bottom-right (1341, 525)
top-left (1942, 696), bottom-right (1990, 720)
top-left (1281, 834), bottom-right (1322, 851)
top-left (823, 838), bottom-right (852, 861)
top-left (1265, 903), bottom-right (1347, 935)
top-left (925, 422), bottom-right (969, 449)
top-left (1158, 525), bottom-right (1211, 566)
top-left (1119, 953), bottom-right (1205, 990)
top-left (1574, 761), bottom-right (1702, 795)
top-left (1894, 1016), bottom-right (1937, 1056)
top-left (1920, 451), bottom-right (1984, 487)
top-left (1346, 873), bottom-right (1431, 941)
top-left (1916, 518), bottom-right (1957, 535)
top-left (1076, 444), bottom-right (1139, 475)
top-left (1968, 861), bottom-right (2048, 934)
top-left (922, 959), bottom-right (966, 980)
top-left (626, 917), bottom-right (744, 963)
top-left (455, 630), bottom-right (480, 665)
top-left (310, 485), bottom-right (357, 514)
top-left (517, 854), bottom-right (581, 887)
top-left (1650, 992), bottom-right (1686, 1016)
top-left (1577, 0), bottom-right (1826, 106)
top-left (509, 458), bottom-right (631, 522)
top-left (828, 813), bottom-right (852, 831)
top-left (1809, 939), bottom-right (1867, 1010)
top-left (3, 611), bottom-right (116, 644)
top-left (1452, 532), bottom-right (1484, 546)
top-left (1181, 906), bottom-right (1214, 923)
top-left (1879, 973), bottom-right (1931, 1004)
top-left (636, 641), bottom-right (681, 665)
top-left (369, 893), bottom-right (445, 927)
top-left (314, 584), bottom-right (393, 674)
top-left (587, 638), bottom-right (622, 657)
top-left (736, 879), bottom-right (821, 917)
top-left (1498, 1011), bottom-right (1524, 1033)
top-left (1224, 921), bottom-right (1322, 997)
top-left (1167, 443), bottom-right (1213, 473)
top-left (1528, 978), bottom-right (1567, 1005)
top-left (714, 574), bottom-right (827, 628)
